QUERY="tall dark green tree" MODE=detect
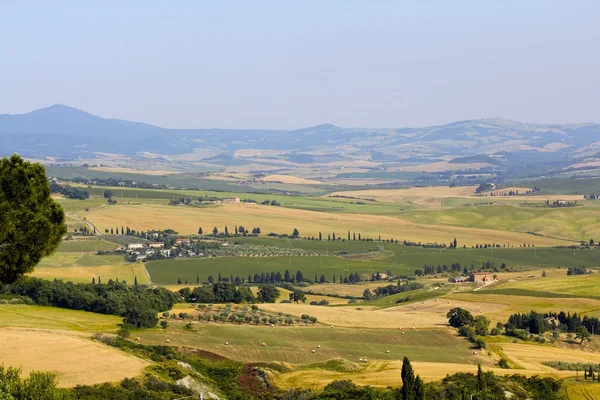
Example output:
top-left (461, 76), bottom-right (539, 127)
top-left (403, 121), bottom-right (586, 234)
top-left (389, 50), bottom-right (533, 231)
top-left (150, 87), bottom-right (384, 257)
top-left (401, 356), bottom-right (416, 400)
top-left (292, 228), bottom-right (300, 238)
top-left (198, 227), bottom-right (203, 235)
top-left (0, 155), bottom-right (67, 283)
top-left (414, 375), bottom-right (424, 400)
top-left (319, 232), bottom-right (322, 241)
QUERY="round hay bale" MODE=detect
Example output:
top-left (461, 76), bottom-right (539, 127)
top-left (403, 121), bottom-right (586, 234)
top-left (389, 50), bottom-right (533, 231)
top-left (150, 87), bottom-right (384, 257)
top-left (135, 337), bottom-right (140, 341)
top-left (317, 345), bottom-right (321, 348)
top-left (311, 349), bottom-right (316, 353)
top-left (166, 339), bottom-right (170, 343)
top-left (359, 358), bottom-right (363, 362)
top-left (261, 342), bottom-right (266, 346)
top-left (402, 331), bottom-right (405, 334)
top-left (385, 350), bottom-right (390, 353)
top-left (330, 325), bottom-right (334, 329)
top-left (270, 324), bottom-right (275, 327)
top-left (225, 341), bottom-right (229, 345)
top-left (412, 327), bottom-right (415, 330)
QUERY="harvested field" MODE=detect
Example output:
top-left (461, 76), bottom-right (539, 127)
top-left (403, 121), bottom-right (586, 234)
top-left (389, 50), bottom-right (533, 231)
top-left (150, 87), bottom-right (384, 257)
top-left (85, 203), bottom-right (566, 246)
top-left (0, 329), bottom-right (149, 387)
top-left (272, 360), bottom-right (571, 390)
top-left (30, 264), bottom-right (150, 285)
top-left (137, 323), bottom-right (475, 365)
top-left (261, 174), bottom-right (324, 185)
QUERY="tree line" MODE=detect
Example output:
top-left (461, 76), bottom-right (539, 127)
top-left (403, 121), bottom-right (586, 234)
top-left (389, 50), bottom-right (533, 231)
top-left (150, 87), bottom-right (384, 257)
top-left (507, 310), bottom-right (600, 337)
top-left (416, 261), bottom-right (507, 276)
top-left (178, 283), bottom-right (280, 304)
top-left (2, 278), bottom-right (178, 328)
top-left (49, 181), bottom-right (89, 199)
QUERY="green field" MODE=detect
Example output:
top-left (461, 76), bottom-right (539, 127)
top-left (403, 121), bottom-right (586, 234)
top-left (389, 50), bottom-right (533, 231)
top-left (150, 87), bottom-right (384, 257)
top-left (58, 239), bottom-right (119, 252)
top-left (145, 242), bottom-right (600, 285)
top-left (0, 304), bottom-right (120, 332)
top-left (137, 322), bottom-right (476, 364)
top-left (146, 255), bottom-right (411, 285)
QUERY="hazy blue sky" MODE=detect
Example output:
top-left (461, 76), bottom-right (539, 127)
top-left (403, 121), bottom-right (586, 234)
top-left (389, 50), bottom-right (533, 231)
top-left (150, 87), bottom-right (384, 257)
top-left (1, 1), bottom-right (598, 129)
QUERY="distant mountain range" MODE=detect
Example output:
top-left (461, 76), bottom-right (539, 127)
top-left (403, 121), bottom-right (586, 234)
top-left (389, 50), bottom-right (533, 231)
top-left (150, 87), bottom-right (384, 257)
top-left (2, 105), bottom-right (600, 170)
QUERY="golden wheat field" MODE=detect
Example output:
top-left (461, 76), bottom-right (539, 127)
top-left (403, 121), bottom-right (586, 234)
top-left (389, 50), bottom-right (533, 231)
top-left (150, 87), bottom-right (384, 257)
top-left (0, 329), bottom-right (149, 387)
top-left (81, 203), bottom-right (565, 246)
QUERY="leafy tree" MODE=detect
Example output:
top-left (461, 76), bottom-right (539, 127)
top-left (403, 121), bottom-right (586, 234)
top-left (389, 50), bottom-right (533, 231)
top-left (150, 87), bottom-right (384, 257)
top-left (576, 326), bottom-right (592, 344)
top-left (292, 228), bottom-right (300, 238)
top-left (160, 320), bottom-right (169, 329)
top-left (213, 226), bottom-right (218, 235)
top-left (198, 227), bottom-right (203, 235)
top-left (401, 356), bottom-right (415, 400)
top-left (447, 307), bottom-right (474, 328)
top-left (257, 284), bottom-right (280, 303)
top-left (0, 155), bottom-right (67, 283)
top-left (103, 190), bottom-right (113, 199)
top-left (289, 289), bottom-right (307, 303)
top-left (363, 288), bottom-right (373, 300)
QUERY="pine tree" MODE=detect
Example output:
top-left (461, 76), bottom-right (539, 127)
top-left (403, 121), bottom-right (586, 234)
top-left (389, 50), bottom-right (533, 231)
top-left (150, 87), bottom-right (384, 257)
top-left (319, 232), bottom-right (322, 241)
top-left (401, 356), bottom-right (415, 400)
top-left (198, 227), bottom-right (203, 235)
top-left (134, 276), bottom-right (138, 286)
top-left (196, 274), bottom-right (200, 284)
top-left (98, 276), bottom-right (101, 284)
top-left (92, 277), bottom-right (96, 284)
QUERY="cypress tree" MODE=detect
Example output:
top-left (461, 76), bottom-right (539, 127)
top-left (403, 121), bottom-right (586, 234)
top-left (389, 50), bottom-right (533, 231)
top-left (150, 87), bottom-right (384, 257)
top-left (353, 232), bottom-right (356, 241)
top-left (134, 276), bottom-right (138, 286)
top-left (477, 364), bottom-right (485, 392)
top-left (92, 277), bottom-right (96, 284)
top-left (318, 232), bottom-right (322, 241)
top-left (414, 375), bottom-right (424, 400)
top-left (401, 356), bottom-right (415, 400)
top-left (196, 274), bottom-right (200, 284)
top-left (348, 230), bottom-right (351, 240)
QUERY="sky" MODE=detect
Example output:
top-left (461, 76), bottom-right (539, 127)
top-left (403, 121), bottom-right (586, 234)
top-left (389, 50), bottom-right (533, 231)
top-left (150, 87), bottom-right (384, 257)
top-left (1, 1), bottom-right (599, 129)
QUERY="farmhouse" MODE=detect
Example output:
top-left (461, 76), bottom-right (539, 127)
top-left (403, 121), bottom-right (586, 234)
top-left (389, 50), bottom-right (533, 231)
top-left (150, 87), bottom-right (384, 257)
top-left (127, 243), bottom-right (144, 250)
top-left (471, 272), bottom-right (493, 282)
top-left (175, 238), bottom-right (190, 246)
top-left (222, 197), bottom-right (240, 204)
top-left (148, 242), bottom-right (164, 248)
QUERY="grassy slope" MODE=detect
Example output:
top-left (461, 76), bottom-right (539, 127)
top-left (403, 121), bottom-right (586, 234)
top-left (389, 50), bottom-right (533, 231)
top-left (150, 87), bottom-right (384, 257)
top-left (0, 304), bottom-right (120, 332)
top-left (137, 321), bottom-right (476, 364)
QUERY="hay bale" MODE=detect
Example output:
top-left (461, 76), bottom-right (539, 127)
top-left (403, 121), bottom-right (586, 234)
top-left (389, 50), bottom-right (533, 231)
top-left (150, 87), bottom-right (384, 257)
top-left (311, 349), bottom-right (316, 353)
top-left (402, 331), bottom-right (405, 334)
top-left (330, 325), bottom-right (334, 329)
top-left (385, 350), bottom-right (390, 353)
top-left (135, 337), bottom-right (140, 341)
top-left (261, 342), bottom-right (266, 346)
top-left (166, 339), bottom-right (171, 343)
top-left (317, 345), bottom-right (321, 348)
top-left (225, 341), bottom-right (229, 345)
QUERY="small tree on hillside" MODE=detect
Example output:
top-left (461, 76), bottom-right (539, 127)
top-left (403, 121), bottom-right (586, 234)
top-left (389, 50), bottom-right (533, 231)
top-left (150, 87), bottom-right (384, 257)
top-left (292, 228), bottom-right (300, 238)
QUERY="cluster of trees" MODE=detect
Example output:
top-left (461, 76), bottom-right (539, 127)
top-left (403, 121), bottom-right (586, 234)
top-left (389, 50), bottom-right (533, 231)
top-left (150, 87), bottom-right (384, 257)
top-left (204, 225), bottom-right (262, 237)
top-left (178, 283), bottom-right (280, 304)
top-left (260, 199), bottom-right (281, 206)
top-left (416, 261), bottom-right (506, 277)
top-left (507, 310), bottom-right (600, 339)
top-left (3, 278), bottom-right (178, 328)
top-left (49, 181), bottom-right (89, 199)
top-left (447, 308), bottom-right (490, 349)
top-left (362, 282), bottom-right (423, 300)
top-left (567, 266), bottom-right (588, 275)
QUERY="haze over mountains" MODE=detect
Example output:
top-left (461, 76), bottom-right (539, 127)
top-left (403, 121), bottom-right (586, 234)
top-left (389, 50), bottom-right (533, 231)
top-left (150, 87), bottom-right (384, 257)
top-left (2, 105), bottom-right (600, 170)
